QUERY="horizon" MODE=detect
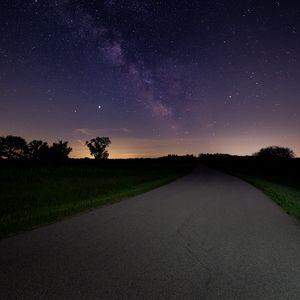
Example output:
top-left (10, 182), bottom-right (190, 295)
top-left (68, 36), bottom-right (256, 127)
top-left (1, 132), bottom-right (298, 159)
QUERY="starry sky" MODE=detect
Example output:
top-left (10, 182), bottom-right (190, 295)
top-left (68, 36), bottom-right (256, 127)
top-left (1, 0), bottom-right (299, 158)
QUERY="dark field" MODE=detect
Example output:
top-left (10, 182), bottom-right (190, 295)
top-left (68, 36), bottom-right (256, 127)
top-left (2, 155), bottom-right (299, 239)
top-left (0, 159), bottom-right (194, 238)
top-left (201, 155), bottom-right (300, 222)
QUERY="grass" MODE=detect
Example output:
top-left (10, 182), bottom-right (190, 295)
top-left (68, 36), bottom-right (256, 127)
top-left (201, 156), bottom-right (300, 223)
top-left (0, 159), bottom-right (194, 239)
top-left (236, 174), bottom-right (300, 222)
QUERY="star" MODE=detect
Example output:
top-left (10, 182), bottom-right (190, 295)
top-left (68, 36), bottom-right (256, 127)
top-left (1, 0), bottom-right (299, 157)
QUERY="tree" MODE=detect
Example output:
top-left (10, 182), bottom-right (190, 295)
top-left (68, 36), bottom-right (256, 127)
top-left (253, 146), bottom-right (295, 159)
top-left (86, 137), bottom-right (111, 159)
top-left (0, 135), bottom-right (28, 159)
top-left (49, 141), bottom-right (72, 160)
top-left (27, 140), bottom-right (49, 160)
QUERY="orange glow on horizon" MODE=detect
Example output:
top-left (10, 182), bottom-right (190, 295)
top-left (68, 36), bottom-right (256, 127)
top-left (70, 133), bottom-right (300, 159)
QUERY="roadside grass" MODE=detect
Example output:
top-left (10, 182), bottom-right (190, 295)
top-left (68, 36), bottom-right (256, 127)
top-left (0, 160), bottom-right (194, 238)
top-left (200, 156), bottom-right (300, 223)
top-left (236, 175), bottom-right (300, 222)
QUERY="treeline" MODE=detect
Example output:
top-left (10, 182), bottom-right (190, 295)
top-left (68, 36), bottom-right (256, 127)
top-left (0, 136), bottom-right (72, 160)
top-left (199, 146), bottom-right (295, 159)
top-left (0, 135), bottom-right (111, 160)
top-left (0, 135), bottom-right (295, 161)
top-left (164, 146), bottom-right (295, 160)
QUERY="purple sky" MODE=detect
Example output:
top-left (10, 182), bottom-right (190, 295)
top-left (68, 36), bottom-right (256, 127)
top-left (1, 0), bottom-right (299, 157)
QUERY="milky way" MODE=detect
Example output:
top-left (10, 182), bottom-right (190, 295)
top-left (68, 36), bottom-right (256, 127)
top-left (0, 1), bottom-right (299, 157)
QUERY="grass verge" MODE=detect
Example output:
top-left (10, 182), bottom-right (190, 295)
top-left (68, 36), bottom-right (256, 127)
top-left (235, 174), bottom-right (300, 222)
top-left (201, 157), bottom-right (300, 223)
top-left (0, 160), bottom-right (194, 239)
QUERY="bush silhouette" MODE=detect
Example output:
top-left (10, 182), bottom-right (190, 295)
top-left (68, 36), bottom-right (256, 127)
top-left (86, 137), bottom-right (111, 159)
top-left (0, 135), bottom-right (28, 159)
top-left (27, 140), bottom-right (49, 160)
top-left (49, 141), bottom-right (72, 161)
top-left (253, 146), bottom-right (295, 159)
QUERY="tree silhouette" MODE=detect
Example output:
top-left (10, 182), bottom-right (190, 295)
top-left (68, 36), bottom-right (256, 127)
top-left (49, 141), bottom-right (72, 160)
top-left (254, 146), bottom-right (295, 159)
top-left (86, 137), bottom-right (111, 159)
top-left (0, 135), bottom-right (28, 159)
top-left (27, 140), bottom-right (49, 160)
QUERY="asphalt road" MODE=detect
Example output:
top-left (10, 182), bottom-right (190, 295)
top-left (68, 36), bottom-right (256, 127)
top-left (1, 166), bottom-right (300, 299)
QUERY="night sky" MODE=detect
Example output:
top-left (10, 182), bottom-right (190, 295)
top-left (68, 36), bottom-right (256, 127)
top-left (1, 1), bottom-right (299, 158)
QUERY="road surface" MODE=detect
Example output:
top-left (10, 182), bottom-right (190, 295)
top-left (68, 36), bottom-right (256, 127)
top-left (1, 166), bottom-right (300, 299)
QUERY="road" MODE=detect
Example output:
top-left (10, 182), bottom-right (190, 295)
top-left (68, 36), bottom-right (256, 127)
top-left (1, 166), bottom-right (300, 299)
